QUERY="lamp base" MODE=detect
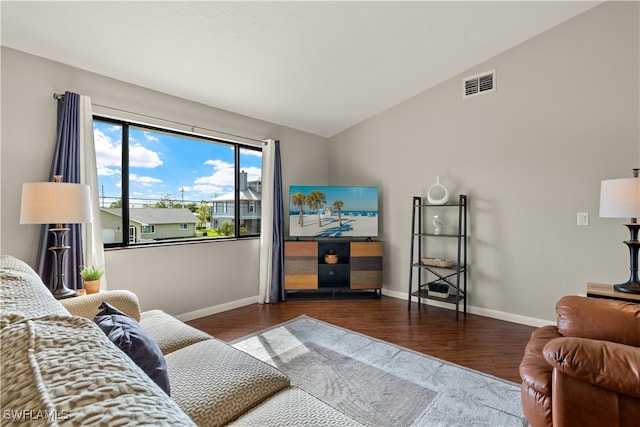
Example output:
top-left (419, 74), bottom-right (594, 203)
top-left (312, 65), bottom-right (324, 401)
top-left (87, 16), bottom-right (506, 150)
top-left (52, 285), bottom-right (77, 299)
top-left (615, 225), bottom-right (640, 294)
top-left (614, 281), bottom-right (640, 294)
top-left (48, 227), bottom-right (77, 300)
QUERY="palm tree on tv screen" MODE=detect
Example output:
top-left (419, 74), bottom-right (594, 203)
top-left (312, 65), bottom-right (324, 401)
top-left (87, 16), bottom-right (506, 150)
top-left (306, 190), bottom-right (326, 228)
top-left (291, 192), bottom-right (306, 226)
top-left (333, 200), bottom-right (344, 226)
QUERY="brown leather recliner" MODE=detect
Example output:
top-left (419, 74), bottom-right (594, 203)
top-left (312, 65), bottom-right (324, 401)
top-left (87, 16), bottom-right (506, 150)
top-left (519, 295), bottom-right (640, 427)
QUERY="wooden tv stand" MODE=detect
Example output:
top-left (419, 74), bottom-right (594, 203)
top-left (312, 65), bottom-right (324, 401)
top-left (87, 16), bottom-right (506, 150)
top-left (284, 239), bottom-right (382, 298)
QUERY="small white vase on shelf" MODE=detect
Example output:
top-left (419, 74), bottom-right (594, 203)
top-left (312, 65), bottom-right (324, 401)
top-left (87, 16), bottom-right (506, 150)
top-left (427, 176), bottom-right (450, 205)
top-left (433, 214), bottom-right (445, 235)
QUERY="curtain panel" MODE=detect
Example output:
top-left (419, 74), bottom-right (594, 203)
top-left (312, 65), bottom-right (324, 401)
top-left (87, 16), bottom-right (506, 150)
top-left (269, 140), bottom-right (285, 303)
top-left (36, 92), bottom-right (83, 290)
top-left (80, 96), bottom-right (107, 287)
top-left (258, 139), bottom-right (285, 303)
top-left (36, 91), bottom-right (105, 291)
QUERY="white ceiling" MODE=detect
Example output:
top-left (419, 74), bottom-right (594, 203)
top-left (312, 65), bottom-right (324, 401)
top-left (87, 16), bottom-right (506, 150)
top-left (1, 1), bottom-right (600, 137)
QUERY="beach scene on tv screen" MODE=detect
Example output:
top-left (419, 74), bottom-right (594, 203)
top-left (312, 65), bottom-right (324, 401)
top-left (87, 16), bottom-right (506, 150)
top-left (289, 185), bottom-right (378, 237)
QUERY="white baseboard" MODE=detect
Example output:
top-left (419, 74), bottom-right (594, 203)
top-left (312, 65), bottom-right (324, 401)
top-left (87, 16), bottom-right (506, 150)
top-left (175, 295), bottom-right (259, 322)
top-left (382, 288), bottom-right (553, 327)
top-left (177, 289), bottom-right (554, 328)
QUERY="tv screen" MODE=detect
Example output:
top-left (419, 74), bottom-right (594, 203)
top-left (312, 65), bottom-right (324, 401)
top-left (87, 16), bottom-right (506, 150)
top-left (289, 185), bottom-right (378, 238)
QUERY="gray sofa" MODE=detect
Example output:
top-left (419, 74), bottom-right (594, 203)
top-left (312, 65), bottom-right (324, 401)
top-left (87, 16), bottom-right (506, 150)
top-left (0, 255), bottom-right (363, 426)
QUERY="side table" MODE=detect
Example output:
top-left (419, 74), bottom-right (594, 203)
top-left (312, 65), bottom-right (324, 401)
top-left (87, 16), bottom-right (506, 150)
top-left (587, 282), bottom-right (640, 304)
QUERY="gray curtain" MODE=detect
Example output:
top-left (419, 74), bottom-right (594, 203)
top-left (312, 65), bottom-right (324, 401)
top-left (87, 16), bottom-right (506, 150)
top-left (269, 140), bottom-right (285, 302)
top-left (36, 91), bottom-right (84, 291)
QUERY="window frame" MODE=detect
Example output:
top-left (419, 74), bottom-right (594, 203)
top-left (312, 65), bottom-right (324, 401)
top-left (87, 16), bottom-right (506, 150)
top-left (141, 225), bottom-right (156, 234)
top-left (94, 115), bottom-right (262, 248)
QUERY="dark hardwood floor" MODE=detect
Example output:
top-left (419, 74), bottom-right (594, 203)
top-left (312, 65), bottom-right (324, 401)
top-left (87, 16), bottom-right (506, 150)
top-left (186, 296), bottom-right (536, 383)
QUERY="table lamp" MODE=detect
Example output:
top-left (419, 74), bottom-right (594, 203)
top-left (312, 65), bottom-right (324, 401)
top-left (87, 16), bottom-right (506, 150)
top-left (20, 176), bottom-right (93, 299)
top-left (599, 169), bottom-right (640, 294)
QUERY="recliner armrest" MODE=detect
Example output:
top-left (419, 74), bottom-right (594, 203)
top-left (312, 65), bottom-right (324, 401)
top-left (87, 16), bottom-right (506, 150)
top-left (556, 296), bottom-right (640, 346)
top-left (60, 290), bottom-right (142, 321)
top-left (543, 336), bottom-right (640, 398)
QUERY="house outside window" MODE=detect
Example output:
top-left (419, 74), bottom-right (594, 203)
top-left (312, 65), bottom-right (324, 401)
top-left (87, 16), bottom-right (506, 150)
top-left (94, 117), bottom-right (262, 247)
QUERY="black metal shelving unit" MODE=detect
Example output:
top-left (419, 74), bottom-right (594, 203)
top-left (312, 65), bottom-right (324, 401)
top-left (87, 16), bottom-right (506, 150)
top-left (408, 195), bottom-right (468, 320)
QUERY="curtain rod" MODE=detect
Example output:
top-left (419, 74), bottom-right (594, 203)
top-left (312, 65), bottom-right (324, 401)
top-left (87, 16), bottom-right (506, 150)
top-left (53, 93), bottom-right (267, 145)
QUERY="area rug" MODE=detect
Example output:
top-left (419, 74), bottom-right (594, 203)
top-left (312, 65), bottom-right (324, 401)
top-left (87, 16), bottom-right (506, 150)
top-left (231, 315), bottom-right (528, 427)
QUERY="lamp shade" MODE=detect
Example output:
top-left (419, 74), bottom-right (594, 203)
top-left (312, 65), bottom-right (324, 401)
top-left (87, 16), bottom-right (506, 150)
top-left (20, 182), bottom-right (93, 225)
top-left (599, 177), bottom-right (640, 219)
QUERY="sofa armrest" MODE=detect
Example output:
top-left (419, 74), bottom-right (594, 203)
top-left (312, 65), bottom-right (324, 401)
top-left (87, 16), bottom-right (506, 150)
top-left (556, 296), bottom-right (640, 346)
top-left (543, 336), bottom-right (640, 398)
top-left (60, 290), bottom-right (141, 321)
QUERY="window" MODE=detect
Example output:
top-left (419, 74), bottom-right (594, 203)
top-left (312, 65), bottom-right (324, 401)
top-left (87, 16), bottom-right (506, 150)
top-left (141, 225), bottom-right (155, 234)
top-left (94, 117), bottom-right (262, 247)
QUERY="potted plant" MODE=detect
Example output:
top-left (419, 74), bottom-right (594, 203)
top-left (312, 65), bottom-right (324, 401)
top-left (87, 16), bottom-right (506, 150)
top-left (80, 265), bottom-right (103, 294)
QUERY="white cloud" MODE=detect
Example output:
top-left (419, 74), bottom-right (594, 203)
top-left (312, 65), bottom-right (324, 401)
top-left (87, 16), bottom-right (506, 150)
top-left (192, 184), bottom-right (226, 196)
top-left (94, 129), bottom-right (121, 176)
top-left (191, 159), bottom-right (238, 197)
top-left (130, 143), bottom-right (163, 168)
top-left (94, 129), bottom-right (163, 172)
top-left (197, 159), bottom-right (235, 186)
top-left (241, 166), bottom-right (262, 182)
top-left (97, 166), bottom-right (120, 177)
top-left (131, 174), bottom-right (163, 187)
top-left (240, 148), bottom-right (263, 158)
top-left (144, 131), bottom-right (159, 142)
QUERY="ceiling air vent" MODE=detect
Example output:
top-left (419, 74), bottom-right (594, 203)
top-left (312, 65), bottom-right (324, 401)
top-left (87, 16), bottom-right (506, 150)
top-left (463, 69), bottom-right (496, 98)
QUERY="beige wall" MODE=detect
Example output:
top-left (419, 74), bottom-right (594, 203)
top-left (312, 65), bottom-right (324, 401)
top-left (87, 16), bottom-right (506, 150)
top-left (0, 47), bottom-right (328, 317)
top-left (328, 1), bottom-right (639, 322)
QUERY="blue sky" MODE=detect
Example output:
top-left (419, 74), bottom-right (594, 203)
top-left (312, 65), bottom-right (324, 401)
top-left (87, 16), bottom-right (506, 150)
top-left (93, 121), bottom-right (262, 207)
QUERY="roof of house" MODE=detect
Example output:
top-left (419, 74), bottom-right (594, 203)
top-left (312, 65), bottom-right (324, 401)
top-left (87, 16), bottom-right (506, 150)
top-left (212, 188), bottom-right (261, 202)
top-left (101, 208), bottom-right (198, 225)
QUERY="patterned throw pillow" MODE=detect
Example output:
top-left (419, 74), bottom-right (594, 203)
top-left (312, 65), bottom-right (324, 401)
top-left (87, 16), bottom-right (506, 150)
top-left (94, 302), bottom-right (170, 395)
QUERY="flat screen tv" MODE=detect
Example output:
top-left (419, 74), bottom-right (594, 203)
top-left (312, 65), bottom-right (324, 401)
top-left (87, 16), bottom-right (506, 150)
top-left (289, 185), bottom-right (378, 238)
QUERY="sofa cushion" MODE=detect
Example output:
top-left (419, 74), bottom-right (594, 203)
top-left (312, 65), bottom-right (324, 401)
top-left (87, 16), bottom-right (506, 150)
top-left (0, 256), bottom-right (69, 327)
top-left (165, 339), bottom-right (290, 426)
top-left (0, 315), bottom-right (194, 426)
top-left (229, 386), bottom-right (365, 426)
top-left (140, 309), bottom-right (212, 354)
top-left (94, 302), bottom-right (170, 395)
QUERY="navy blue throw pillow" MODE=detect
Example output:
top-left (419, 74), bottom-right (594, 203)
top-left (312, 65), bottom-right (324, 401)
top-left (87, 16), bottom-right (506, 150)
top-left (94, 302), bottom-right (170, 395)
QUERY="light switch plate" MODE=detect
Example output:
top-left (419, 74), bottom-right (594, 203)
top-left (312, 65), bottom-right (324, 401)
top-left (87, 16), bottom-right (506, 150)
top-left (577, 212), bottom-right (589, 226)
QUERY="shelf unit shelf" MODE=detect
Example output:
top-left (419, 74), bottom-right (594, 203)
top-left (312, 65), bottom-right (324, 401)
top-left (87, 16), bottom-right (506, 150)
top-left (408, 195), bottom-right (468, 320)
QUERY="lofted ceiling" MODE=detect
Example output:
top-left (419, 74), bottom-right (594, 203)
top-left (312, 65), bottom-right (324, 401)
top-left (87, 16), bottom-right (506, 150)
top-left (1, 1), bottom-right (600, 137)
